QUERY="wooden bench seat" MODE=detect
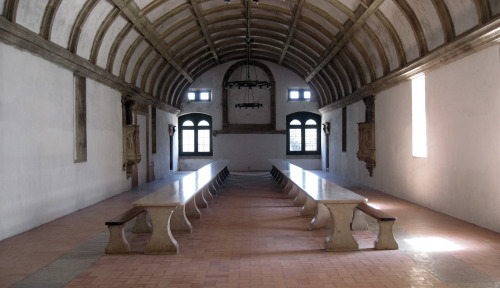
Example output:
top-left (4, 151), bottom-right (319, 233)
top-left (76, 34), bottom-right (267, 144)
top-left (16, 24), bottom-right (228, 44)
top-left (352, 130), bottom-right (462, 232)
top-left (105, 206), bottom-right (145, 226)
top-left (355, 202), bottom-right (398, 250)
top-left (105, 206), bottom-right (150, 254)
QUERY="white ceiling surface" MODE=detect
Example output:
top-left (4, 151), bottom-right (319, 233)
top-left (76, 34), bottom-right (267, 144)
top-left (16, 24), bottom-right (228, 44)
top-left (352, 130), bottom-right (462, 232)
top-left (2, 0), bottom-right (499, 109)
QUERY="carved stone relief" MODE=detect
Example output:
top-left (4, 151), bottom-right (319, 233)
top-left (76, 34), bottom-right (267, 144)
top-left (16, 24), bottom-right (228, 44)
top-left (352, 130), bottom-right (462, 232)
top-left (123, 125), bottom-right (141, 179)
top-left (357, 95), bottom-right (376, 177)
top-left (132, 101), bottom-right (149, 115)
top-left (121, 96), bottom-right (146, 181)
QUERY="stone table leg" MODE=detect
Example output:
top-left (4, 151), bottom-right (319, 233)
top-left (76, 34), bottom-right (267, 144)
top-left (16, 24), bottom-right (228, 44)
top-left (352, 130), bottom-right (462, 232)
top-left (300, 196), bottom-right (316, 217)
top-left (196, 189), bottom-right (208, 208)
top-left (324, 203), bottom-right (359, 252)
top-left (310, 203), bottom-right (332, 230)
top-left (144, 206), bottom-right (178, 255)
top-left (212, 178), bottom-right (220, 191)
top-left (133, 212), bottom-right (152, 233)
top-left (202, 186), bottom-right (213, 201)
top-left (170, 205), bottom-right (192, 233)
top-left (293, 189), bottom-right (307, 207)
top-left (351, 209), bottom-right (369, 230)
top-left (282, 179), bottom-right (293, 195)
top-left (209, 179), bottom-right (218, 195)
top-left (185, 197), bottom-right (201, 219)
top-left (288, 184), bottom-right (299, 199)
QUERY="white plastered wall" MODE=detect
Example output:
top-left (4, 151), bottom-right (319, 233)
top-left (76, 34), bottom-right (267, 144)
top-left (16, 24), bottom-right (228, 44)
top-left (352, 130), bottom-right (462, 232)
top-left (0, 42), bottom-right (134, 240)
top-left (179, 61), bottom-right (321, 171)
top-left (324, 44), bottom-right (500, 233)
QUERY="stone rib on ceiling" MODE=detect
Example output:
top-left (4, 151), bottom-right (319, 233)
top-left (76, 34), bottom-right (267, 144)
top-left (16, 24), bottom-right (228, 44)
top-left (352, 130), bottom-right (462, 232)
top-left (1, 0), bottom-right (499, 110)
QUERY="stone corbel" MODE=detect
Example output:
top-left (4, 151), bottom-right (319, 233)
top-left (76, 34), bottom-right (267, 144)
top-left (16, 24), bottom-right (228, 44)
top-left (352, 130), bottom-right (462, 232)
top-left (357, 95), bottom-right (376, 177)
top-left (168, 125), bottom-right (176, 136)
top-left (322, 122), bottom-right (330, 135)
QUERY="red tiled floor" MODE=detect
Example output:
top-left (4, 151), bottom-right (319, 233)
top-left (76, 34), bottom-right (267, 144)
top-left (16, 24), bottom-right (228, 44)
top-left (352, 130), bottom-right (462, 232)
top-left (2, 172), bottom-right (500, 287)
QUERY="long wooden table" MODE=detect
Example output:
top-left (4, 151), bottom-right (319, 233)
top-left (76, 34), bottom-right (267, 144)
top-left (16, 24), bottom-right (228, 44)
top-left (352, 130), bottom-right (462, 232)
top-left (133, 160), bottom-right (230, 254)
top-left (270, 159), bottom-right (367, 251)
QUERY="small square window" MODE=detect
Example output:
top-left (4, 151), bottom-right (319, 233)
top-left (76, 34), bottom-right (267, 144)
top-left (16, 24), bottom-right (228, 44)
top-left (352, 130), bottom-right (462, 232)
top-left (290, 90), bottom-right (299, 99)
top-left (200, 92), bottom-right (210, 101)
top-left (303, 91), bottom-right (311, 99)
top-left (187, 90), bottom-right (211, 102)
top-left (288, 89), bottom-right (311, 101)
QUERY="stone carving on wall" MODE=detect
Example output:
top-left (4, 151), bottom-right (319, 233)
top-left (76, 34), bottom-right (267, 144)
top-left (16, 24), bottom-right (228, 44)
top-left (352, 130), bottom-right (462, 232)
top-left (357, 95), bottom-right (376, 177)
top-left (132, 101), bottom-right (149, 115)
top-left (123, 125), bottom-right (141, 179)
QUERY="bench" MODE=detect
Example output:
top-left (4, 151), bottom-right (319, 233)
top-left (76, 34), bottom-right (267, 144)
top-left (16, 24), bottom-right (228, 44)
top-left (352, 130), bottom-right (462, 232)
top-left (105, 206), bottom-right (150, 254)
top-left (270, 159), bottom-right (398, 251)
top-left (354, 202), bottom-right (398, 250)
top-left (133, 160), bottom-right (230, 254)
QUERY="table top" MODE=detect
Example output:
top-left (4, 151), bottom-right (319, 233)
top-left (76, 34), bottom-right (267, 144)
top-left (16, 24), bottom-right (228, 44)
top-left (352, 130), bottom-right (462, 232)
top-left (133, 160), bottom-right (229, 207)
top-left (270, 159), bottom-right (367, 204)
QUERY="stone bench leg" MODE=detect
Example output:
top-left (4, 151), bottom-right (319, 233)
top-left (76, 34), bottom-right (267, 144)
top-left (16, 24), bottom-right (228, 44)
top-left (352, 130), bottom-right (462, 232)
top-left (374, 221), bottom-right (399, 250)
top-left (293, 189), bottom-right (307, 207)
top-left (324, 203), bottom-right (359, 252)
top-left (105, 224), bottom-right (130, 254)
top-left (144, 206), bottom-right (178, 255)
top-left (133, 212), bottom-right (152, 233)
top-left (351, 209), bottom-right (369, 230)
top-left (300, 196), bottom-right (316, 217)
top-left (185, 196), bottom-right (201, 219)
top-left (310, 203), bottom-right (333, 230)
top-left (170, 205), bottom-right (192, 233)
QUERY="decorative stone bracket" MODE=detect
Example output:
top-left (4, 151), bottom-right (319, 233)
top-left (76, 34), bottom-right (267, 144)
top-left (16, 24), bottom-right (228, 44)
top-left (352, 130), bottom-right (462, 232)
top-left (357, 95), bottom-right (376, 177)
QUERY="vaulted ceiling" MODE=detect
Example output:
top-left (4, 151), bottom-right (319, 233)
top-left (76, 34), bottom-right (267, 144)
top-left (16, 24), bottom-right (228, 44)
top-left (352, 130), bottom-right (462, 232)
top-left (1, 0), bottom-right (499, 112)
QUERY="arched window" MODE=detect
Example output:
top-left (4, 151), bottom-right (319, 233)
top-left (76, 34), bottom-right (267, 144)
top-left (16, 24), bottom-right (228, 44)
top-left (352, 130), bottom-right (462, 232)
top-left (286, 112), bottom-right (321, 155)
top-left (179, 113), bottom-right (213, 156)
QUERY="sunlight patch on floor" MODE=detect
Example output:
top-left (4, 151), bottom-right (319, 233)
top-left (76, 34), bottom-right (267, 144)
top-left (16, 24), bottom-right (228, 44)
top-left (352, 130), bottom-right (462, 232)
top-left (405, 237), bottom-right (463, 252)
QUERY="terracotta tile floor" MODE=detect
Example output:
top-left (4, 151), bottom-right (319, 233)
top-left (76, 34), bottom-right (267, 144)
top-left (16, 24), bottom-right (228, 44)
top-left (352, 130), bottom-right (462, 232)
top-left (2, 171), bottom-right (500, 287)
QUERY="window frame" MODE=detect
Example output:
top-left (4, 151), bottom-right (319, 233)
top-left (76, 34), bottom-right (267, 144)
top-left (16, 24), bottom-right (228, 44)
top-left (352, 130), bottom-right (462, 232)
top-left (178, 113), bottom-right (213, 156)
top-left (187, 90), bottom-right (212, 102)
top-left (286, 112), bottom-right (321, 155)
top-left (288, 89), bottom-right (311, 101)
